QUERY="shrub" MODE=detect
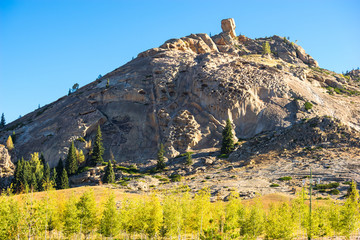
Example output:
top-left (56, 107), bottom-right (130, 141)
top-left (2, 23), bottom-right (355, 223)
top-left (315, 182), bottom-right (339, 190)
top-left (278, 176), bottom-right (292, 181)
top-left (270, 183), bottom-right (280, 187)
top-left (329, 189), bottom-right (340, 195)
top-left (170, 174), bottom-right (182, 182)
top-left (304, 102), bottom-right (313, 111)
top-left (217, 154), bottom-right (229, 159)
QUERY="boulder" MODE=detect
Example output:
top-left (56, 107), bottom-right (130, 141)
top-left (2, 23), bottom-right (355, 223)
top-left (221, 18), bottom-right (236, 38)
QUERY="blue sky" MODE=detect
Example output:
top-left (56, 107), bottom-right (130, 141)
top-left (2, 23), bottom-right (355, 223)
top-left (1, 0), bottom-right (359, 123)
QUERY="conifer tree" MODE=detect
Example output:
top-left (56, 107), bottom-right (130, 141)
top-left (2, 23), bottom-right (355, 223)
top-left (0, 113), bottom-right (5, 128)
top-left (221, 119), bottom-right (234, 154)
top-left (99, 192), bottom-right (120, 237)
top-left (39, 152), bottom-right (46, 165)
top-left (55, 158), bottom-right (64, 189)
top-left (50, 167), bottom-right (57, 188)
top-left (42, 163), bottom-right (51, 189)
top-left (103, 161), bottom-right (115, 183)
top-left (6, 135), bottom-right (14, 151)
top-left (156, 143), bottom-right (166, 170)
top-left (185, 152), bottom-right (193, 166)
top-left (65, 142), bottom-right (78, 175)
top-left (13, 158), bottom-right (24, 192)
top-left (91, 125), bottom-right (104, 165)
top-left (59, 168), bottom-right (69, 189)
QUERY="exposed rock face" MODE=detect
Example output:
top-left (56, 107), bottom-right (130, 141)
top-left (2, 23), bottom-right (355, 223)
top-left (221, 18), bottom-right (236, 38)
top-left (0, 145), bottom-right (15, 189)
top-left (0, 18), bottom-right (359, 168)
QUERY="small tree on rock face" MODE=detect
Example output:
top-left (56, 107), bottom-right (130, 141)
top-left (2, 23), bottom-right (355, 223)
top-left (156, 143), bottom-right (166, 170)
top-left (103, 161), bottom-right (115, 183)
top-left (0, 113), bottom-right (5, 128)
top-left (91, 125), bottom-right (104, 165)
top-left (6, 135), bottom-right (14, 151)
top-left (65, 142), bottom-right (78, 175)
top-left (221, 119), bottom-right (235, 155)
top-left (262, 41), bottom-right (271, 55)
top-left (185, 152), bottom-right (193, 166)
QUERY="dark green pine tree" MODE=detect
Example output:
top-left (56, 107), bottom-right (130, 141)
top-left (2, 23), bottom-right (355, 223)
top-left (13, 158), bottom-right (24, 193)
top-left (0, 113), bottom-right (5, 128)
top-left (42, 163), bottom-right (50, 184)
top-left (40, 152), bottom-right (46, 165)
top-left (23, 161), bottom-right (31, 190)
top-left (103, 161), bottom-right (115, 183)
top-left (59, 168), bottom-right (69, 189)
top-left (65, 142), bottom-right (78, 175)
top-left (55, 158), bottom-right (64, 189)
top-left (50, 167), bottom-right (57, 188)
top-left (221, 119), bottom-right (235, 155)
top-left (156, 143), bottom-right (166, 171)
top-left (91, 125), bottom-right (104, 166)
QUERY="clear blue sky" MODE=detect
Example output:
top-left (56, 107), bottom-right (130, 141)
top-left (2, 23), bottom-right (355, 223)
top-left (1, 0), bottom-right (359, 123)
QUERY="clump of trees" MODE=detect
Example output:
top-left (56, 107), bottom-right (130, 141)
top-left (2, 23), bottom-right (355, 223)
top-left (0, 185), bottom-right (359, 239)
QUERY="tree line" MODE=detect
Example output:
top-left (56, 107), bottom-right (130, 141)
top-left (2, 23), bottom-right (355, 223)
top-left (0, 182), bottom-right (359, 239)
top-left (12, 125), bottom-right (115, 193)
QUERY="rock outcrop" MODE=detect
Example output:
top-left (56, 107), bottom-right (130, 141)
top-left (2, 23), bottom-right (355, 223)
top-left (0, 18), bottom-right (359, 168)
top-left (0, 145), bottom-right (15, 190)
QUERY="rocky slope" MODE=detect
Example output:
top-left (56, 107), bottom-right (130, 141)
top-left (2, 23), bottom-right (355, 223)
top-left (1, 18), bottom-right (360, 169)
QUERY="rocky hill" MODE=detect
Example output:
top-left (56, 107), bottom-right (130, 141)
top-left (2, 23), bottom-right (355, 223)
top-left (1, 18), bottom-right (360, 171)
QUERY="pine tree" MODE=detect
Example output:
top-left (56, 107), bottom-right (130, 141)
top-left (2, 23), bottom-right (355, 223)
top-left (59, 168), bottom-right (69, 189)
top-left (0, 113), bottom-right (5, 128)
top-left (42, 163), bottom-right (51, 190)
top-left (103, 161), bottom-right (115, 183)
top-left (91, 125), bottom-right (104, 165)
top-left (221, 119), bottom-right (234, 154)
top-left (76, 190), bottom-right (98, 238)
top-left (65, 142), bottom-right (78, 175)
top-left (156, 143), bottom-right (166, 170)
top-left (99, 192), bottom-right (120, 237)
top-left (185, 152), bottom-right (193, 166)
top-left (39, 152), bottom-right (46, 165)
top-left (50, 167), bottom-right (57, 188)
top-left (6, 135), bottom-right (14, 151)
top-left (55, 158), bottom-right (64, 189)
top-left (262, 41), bottom-right (271, 55)
top-left (13, 159), bottom-right (24, 192)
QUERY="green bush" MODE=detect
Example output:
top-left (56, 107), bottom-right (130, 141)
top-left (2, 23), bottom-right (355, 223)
top-left (329, 189), bottom-right (340, 195)
top-left (315, 182), bottom-right (339, 190)
top-left (170, 174), bottom-right (182, 182)
top-left (278, 176), bottom-right (292, 181)
top-left (304, 102), bottom-right (313, 111)
top-left (217, 154), bottom-right (229, 159)
top-left (270, 183), bottom-right (280, 187)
